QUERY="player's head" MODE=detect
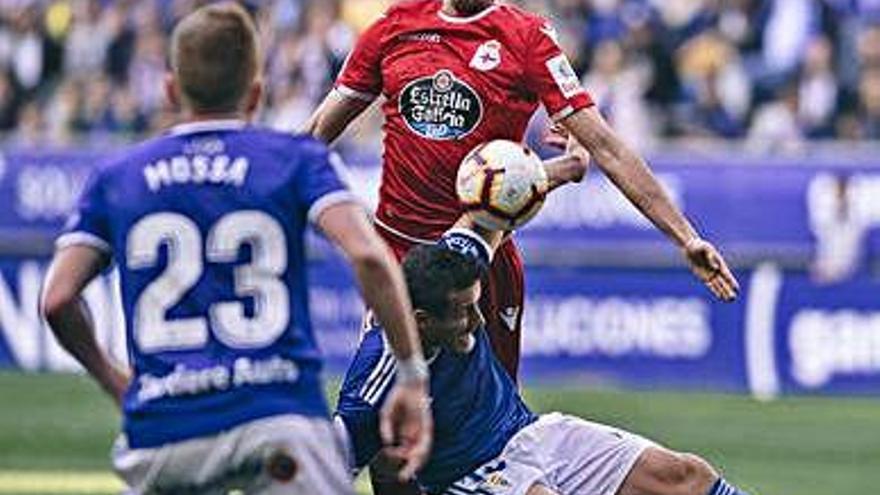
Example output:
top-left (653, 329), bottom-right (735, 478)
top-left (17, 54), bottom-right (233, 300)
top-left (449, 0), bottom-right (495, 16)
top-left (403, 245), bottom-right (485, 354)
top-left (167, 2), bottom-right (261, 117)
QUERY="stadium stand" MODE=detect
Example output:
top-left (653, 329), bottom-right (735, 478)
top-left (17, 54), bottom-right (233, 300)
top-left (0, 0), bottom-right (879, 149)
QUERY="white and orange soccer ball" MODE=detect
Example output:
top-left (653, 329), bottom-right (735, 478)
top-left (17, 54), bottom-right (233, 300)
top-left (456, 140), bottom-right (549, 231)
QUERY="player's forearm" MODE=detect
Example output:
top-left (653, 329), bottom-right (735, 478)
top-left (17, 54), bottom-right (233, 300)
top-left (318, 204), bottom-right (425, 366)
top-left (352, 247), bottom-right (425, 364)
top-left (601, 146), bottom-right (697, 248)
top-left (451, 216), bottom-right (505, 251)
top-left (41, 296), bottom-right (128, 405)
top-left (563, 109), bottom-right (699, 248)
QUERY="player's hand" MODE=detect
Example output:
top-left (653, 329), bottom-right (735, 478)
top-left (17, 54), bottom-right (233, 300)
top-left (544, 132), bottom-right (590, 192)
top-left (545, 123), bottom-right (590, 162)
top-left (379, 381), bottom-right (433, 481)
top-left (564, 131), bottom-right (590, 175)
top-left (683, 238), bottom-right (740, 302)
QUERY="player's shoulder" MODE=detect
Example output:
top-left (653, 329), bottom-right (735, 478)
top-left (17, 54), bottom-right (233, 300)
top-left (254, 128), bottom-right (331, 159)
top-left (494, 2), bottom-right (557, 40)
top-left (90, 136), bottom-right (166, 182)
top-left (495, 2), bottom-right (547, 26)
top-left (226, 127), bottom-right (335, 172)
top-left (356, 326), bottom-right (389, 361)
top-left (212, 125), bottom-right (324, 152)
top-left (340, 327), bottom-right (391, 393)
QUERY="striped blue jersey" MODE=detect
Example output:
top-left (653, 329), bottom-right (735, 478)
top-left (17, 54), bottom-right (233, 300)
top-left (336, 324), bottom-right (537, 493)
top-left (59, 120), bottom-right (357, 448)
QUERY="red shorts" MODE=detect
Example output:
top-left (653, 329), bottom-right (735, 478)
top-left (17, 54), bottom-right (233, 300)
top-left (378, 227), bottom-right (524, 380)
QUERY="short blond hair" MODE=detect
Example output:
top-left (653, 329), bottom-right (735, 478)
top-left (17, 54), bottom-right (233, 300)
top-left (170, 2), bottom-right (259, 113)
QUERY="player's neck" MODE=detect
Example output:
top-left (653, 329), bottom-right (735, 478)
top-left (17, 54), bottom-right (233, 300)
top-left (180, 109), bottom-right (249, 124)
top-left (440, 0), bottom-right (495, 18)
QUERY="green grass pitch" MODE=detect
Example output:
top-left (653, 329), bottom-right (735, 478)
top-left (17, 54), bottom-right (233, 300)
top-left (0, 372), bottom-right (877, 494)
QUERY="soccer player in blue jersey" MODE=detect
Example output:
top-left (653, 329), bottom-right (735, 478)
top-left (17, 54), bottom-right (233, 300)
top-left (336, 225), bottom-right (748, 495)
top-left (40, 3), bottom-right (431, 494)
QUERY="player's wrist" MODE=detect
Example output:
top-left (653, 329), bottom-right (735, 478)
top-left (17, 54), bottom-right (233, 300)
top-left (683, 236), bottom-right (704, 252)
top-left (396, 355), bottom-right (429, 385)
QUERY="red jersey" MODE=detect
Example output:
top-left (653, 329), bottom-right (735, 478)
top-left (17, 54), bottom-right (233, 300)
top-left (336, 0), bottom-right (593, 240)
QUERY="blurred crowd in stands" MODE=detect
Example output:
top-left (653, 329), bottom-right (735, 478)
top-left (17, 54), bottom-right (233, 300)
top-left (0, 0), bottom-right (879, 152)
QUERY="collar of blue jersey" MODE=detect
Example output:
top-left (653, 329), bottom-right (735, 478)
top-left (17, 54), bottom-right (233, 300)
top-left (436, 228), bottom-right (493, 268)
top-left (169, 119), bottom-right (247, 136)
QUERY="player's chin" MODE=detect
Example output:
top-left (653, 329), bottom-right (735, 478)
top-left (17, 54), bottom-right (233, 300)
top-left (451, 0), bottom-right (494, 15)
top-left (449, 332), bottom-right (476, 354)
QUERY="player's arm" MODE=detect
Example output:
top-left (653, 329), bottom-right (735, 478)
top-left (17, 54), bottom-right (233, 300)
top-left (40, 246), bottom-right (129, 407)
top-left (317, 202), bottom-right (423, 372)
top-left (560, 107), bottom-right (740, 301)
top-left (302, 10), bottom-right (386, 144)
top-left (302, 90), bottom-right (372, 145)
top-left (316, 203), bottom-right (432, 480)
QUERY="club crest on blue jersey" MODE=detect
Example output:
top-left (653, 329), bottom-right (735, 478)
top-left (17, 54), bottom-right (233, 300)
top-left (399, 69), bottom-right (483, 141)
top-left (437, 230), bottom-right (491, 268)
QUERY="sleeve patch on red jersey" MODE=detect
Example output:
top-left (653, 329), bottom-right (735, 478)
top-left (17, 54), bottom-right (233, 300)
top-left (546, 53), bottom-right (584, 99)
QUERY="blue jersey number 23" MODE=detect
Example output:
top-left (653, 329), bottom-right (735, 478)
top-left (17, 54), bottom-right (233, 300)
top-left (126, 210), bottom-right (289, 353)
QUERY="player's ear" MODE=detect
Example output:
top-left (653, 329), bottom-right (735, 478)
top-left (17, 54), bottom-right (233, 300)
top-left (413, 309), bottom-right (432, 334)
top-left (243, 79), bottom-right (263, 119)
top-left (164, 73), bottom-right (181, 110)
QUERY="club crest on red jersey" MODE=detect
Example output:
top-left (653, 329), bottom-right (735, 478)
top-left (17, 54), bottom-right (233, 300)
top-left (470, 40), bottom-right (502, 71)
top-left (399, 69), bottom-right (483, 140)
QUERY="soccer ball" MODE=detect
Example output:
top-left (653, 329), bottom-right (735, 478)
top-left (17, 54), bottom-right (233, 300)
top-left (456, 140), bottom-right (549, 231)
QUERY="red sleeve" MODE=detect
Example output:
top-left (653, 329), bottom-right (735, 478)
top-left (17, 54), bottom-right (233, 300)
top-left (523, 19), bottom-right (593, 120)
top-left (335, 14), bottom-right (388, 102)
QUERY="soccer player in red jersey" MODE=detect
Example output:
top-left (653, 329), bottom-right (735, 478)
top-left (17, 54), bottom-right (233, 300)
top-left (306, 0), bottom-right (593, 383)
top-left (306, 0), bottom-right (739, 491)
top-left (307, 0), bottom-right (738, 370)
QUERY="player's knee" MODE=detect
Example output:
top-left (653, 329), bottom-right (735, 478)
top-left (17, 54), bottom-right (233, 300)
top-left (637, 448), bottom-right (717, 495)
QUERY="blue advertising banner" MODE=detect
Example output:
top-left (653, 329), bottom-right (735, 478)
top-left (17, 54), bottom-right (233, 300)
top-left (520, 266), bottom-right (747, 392)
top-left (0, 150), bottom-right (98, 230)
top-left (768, 268), bottom-right (880, 396)
top-left (3, 255), bottom-right (877, 397)
top-left (0, 148), bottom-right (877, 397)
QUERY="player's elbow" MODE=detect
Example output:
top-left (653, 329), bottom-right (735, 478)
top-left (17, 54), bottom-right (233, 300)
top-left (349, 243), bottom-right (390, 274)
top-left (301, 112), bottom-right (321, 139)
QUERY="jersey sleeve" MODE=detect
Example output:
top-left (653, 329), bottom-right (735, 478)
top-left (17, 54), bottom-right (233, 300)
top-left (523, 19), bottom-right (594, 121)
top-left (335, 329), bottom-right (397, 470)
top-left (294, 139), bottom-right (361, 225)
top-left (55, 169), bottom-right (113, 255)
top-left (335, 13), bottom-right (389, 102)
